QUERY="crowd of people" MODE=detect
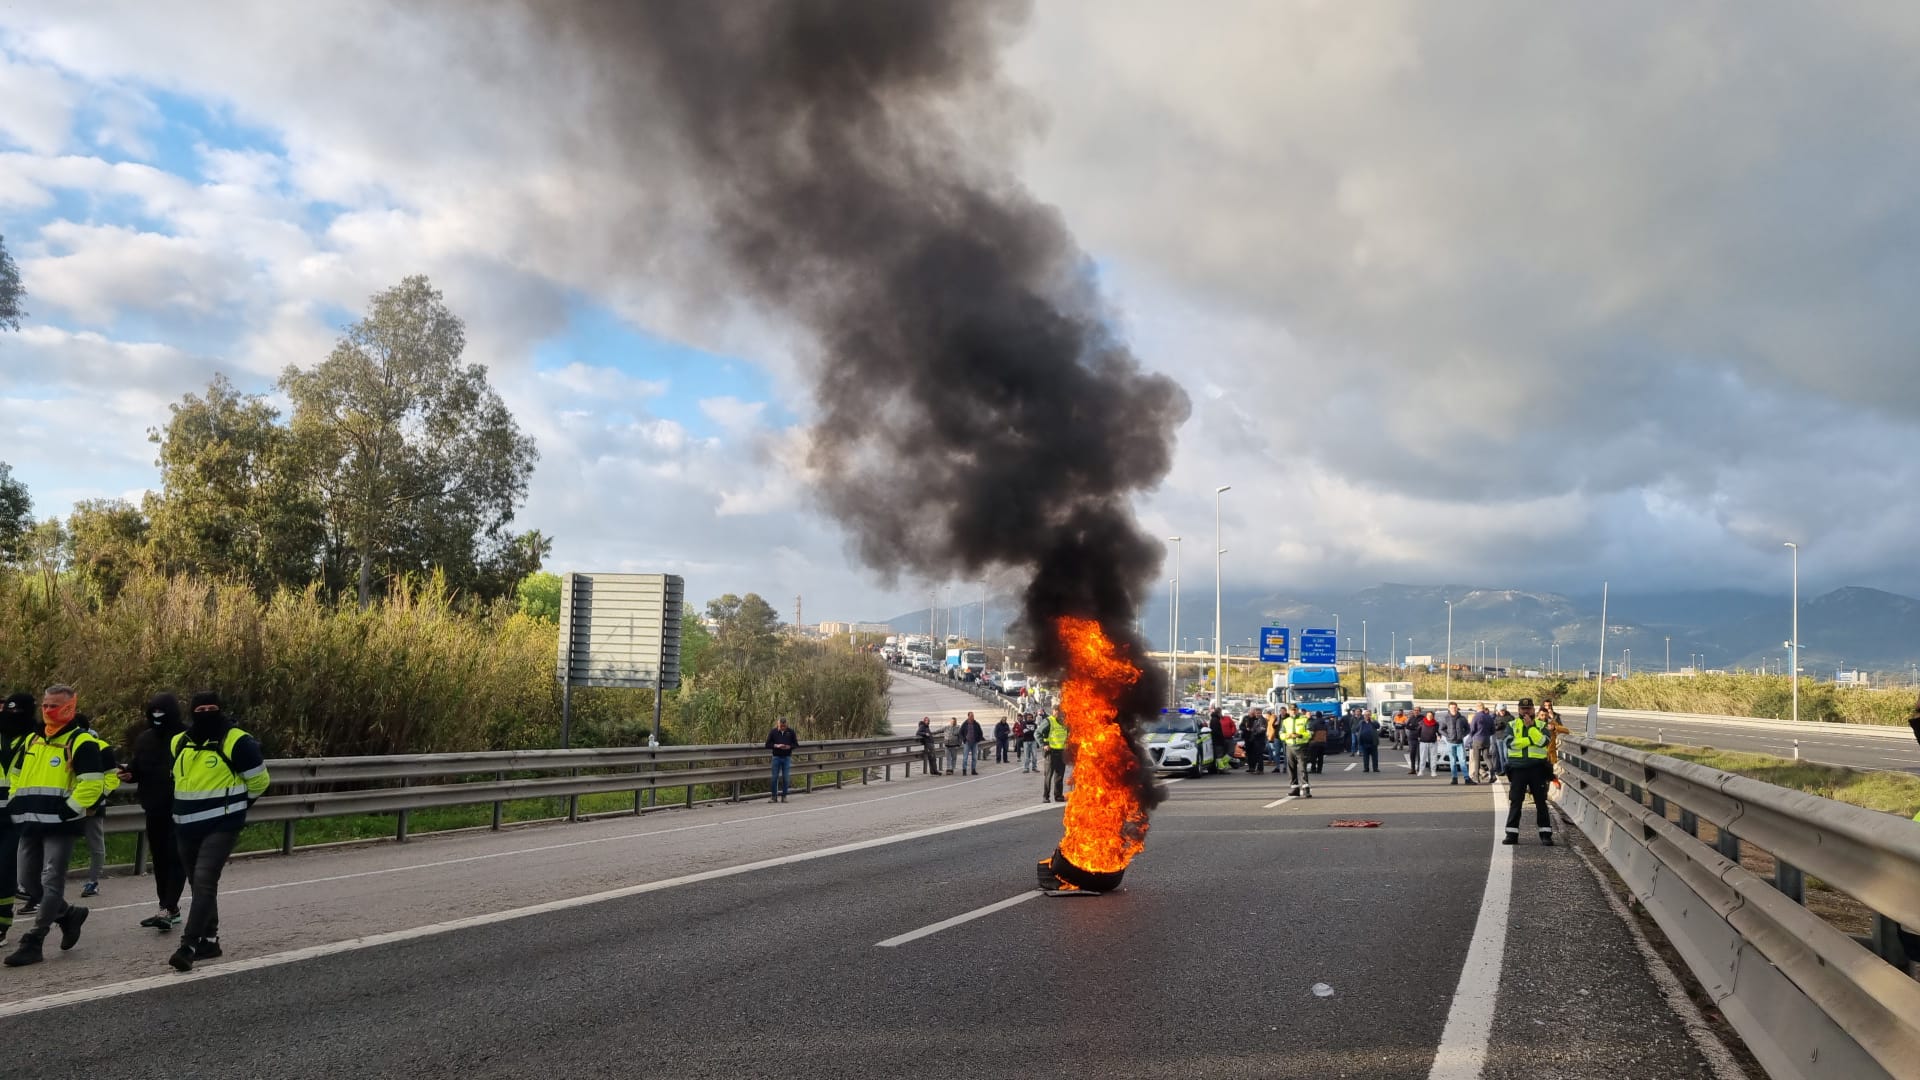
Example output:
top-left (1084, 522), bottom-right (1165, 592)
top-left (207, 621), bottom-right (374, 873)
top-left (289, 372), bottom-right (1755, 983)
top-left (0, 684), bottom-right (270, 972)
top-left (911, 710), bottom-right (1069, 800)
top-left (1187, 697), bottom-right (1571, 842)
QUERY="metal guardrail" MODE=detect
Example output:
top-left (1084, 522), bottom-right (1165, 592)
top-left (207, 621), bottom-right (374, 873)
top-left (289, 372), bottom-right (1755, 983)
top-left (1409, 699), bottom-right (1916, 741)
top-left (1557, 735), bottom-right (1920, 1080)
top-left (102, 735), bottom-right (922, 868)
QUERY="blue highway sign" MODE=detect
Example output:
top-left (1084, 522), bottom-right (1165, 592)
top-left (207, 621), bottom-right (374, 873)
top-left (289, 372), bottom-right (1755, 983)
top-left (1259, 626), bottom-right (1290, 663)
top-left (1299, 629), bottom-right (1337, 664)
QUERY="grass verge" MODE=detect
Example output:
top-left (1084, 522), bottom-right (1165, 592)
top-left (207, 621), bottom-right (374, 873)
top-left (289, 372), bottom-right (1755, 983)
top-left (1605, 736), bottom-right (1920, 819)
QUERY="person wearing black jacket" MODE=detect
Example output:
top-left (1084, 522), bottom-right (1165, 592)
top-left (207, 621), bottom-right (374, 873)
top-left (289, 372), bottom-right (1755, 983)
top-left (121, 692), bottom-right (186, 932)
top-left (992, 717), bottom-right (1011, 764)
top-left (915, 717), bottom-right (941, 775)
top-left (0, 692), bottom-right (36, 944)
top-left (764, 718), bottom-right (799, 802)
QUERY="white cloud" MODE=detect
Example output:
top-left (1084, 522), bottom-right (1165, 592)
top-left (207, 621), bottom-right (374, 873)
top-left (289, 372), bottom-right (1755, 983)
top-left (6, 3), bottom-right (1920, 618)
top-left (0, 52), bottom-right (75, 153)
top-left (23, 221), bottom-right (255, 322)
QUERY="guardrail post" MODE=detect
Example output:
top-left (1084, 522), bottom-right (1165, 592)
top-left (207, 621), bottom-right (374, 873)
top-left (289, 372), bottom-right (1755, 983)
top-left (492, 771), bottom-right (505, 831)
top-left (806, 766), bottom-right (815, 795)
top-left (731, 780), bottom-right (741, 803)
top-left (836, 749), bottom-right (845, 789)
top-left (567, 795), bottom-right (579, 823)
top-left (1627, 780), bottom-right (1643, 805)
top-left (1868, 915), bottom-right (1912, 969)
top-left (396, 777), bottom-right (410, 842)
top-left (282, 819), bottom-right (296, 855)
top-left (685, 783), bottom-right (695, 810)
top-left (133, 830), bottom-right (148, 876)
top-left (1773, 859), bottom-right (1806, 904)
top-left (1677, 809), bottom-right (1698, 837)
top-left (1649, 794), bottom-right (1666, 819)
top-left (1714, 827), bottom-right (1739, 862)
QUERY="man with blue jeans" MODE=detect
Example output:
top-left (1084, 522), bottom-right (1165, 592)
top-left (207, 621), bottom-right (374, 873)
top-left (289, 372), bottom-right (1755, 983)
top-left (959, 712), bottom-right (985, 775)
top-left (1442, 703), bottom-right (1473, 785)
top-left (765, 718), bottom-right (799, 803)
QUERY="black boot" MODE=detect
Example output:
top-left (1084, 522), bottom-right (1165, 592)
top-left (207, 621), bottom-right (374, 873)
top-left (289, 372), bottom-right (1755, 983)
top-left (168, 942), bottom-right (195, 971)
top-left (58, 905), bottom-right (89, 950)
top-left (4, 929), bottom-right (46, 967)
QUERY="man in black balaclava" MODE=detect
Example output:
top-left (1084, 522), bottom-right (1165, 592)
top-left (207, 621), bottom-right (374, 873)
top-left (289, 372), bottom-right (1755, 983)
top-left (120, 692), bottom-right (187, 931)
top-left (0, 692), bottom-right (37, 944)
top-left (167, 690), bottom-right (270, 971)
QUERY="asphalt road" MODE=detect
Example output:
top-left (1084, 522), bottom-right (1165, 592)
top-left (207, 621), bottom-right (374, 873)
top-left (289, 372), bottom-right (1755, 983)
top-left (0, 743), bottom-right (1735, 1080)
top-left (1592, 712), bottom-right (1920, 774)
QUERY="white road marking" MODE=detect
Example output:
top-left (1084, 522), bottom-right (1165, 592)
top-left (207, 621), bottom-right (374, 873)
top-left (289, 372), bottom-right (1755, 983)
top-left (1569, 842), bottom-right (1749, 1080)
top-left (86, 767), bottom-right (1030, 914)
top-left (1344, 762), bottom-right (1358, 771)
top-left (1263, 795), bottom-right (1297, 809)
top-left (0, 800), bottom-right (1066, 1019)
top-left (875, 890), bottom-right (1042, 947)
top-left (1425, 781), bottom-right (1512, 1080)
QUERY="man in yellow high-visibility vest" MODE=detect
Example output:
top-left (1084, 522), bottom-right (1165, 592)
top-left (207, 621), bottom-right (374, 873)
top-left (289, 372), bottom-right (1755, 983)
top-left (1041, 712), bottom-right (1069, 803)
top-left (1503, 698), bottom-right (1554, 846)
top-left (1278, 706), bottom-right (1314, 798)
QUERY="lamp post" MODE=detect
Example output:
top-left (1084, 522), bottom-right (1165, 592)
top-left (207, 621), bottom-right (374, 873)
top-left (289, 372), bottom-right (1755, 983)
top-left (1785, 541), bottom-right (1799, 724)
top-left (1168, 537), bottom-right (1182, 706)
top-left (1166, 578), bottom-right (1177, 705)
top-left (1213, 485), bottom-right (1230, 707)
top-left (1665, 635), bottom-right (1671, 675)
top-left (1444, 600), bottom-right (1455, 700)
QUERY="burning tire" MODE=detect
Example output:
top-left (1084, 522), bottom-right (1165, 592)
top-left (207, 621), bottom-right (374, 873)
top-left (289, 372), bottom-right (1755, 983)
top-left (1038, 847), bottom-right (1126, 893)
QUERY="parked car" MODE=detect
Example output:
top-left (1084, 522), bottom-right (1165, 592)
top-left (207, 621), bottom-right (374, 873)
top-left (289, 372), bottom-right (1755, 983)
top-left (1142, 709), bottom-right (1213, 778)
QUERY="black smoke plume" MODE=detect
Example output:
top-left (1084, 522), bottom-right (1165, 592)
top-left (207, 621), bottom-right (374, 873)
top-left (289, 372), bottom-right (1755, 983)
top-left (506, 0), bottom-right (1189, 800)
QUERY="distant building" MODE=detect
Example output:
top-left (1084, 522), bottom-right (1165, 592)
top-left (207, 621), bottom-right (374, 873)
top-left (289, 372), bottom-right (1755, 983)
top-left (816, 621), bottom-right (894, 636)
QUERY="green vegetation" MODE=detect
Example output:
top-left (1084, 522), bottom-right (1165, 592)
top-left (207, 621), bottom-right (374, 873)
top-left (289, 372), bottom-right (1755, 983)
top-left (0, 568), bottom-right (887, 757)
top-left (1606, 736), bottom-right (1920, 820)
top-left (0, 231), bottom-right (23, 331)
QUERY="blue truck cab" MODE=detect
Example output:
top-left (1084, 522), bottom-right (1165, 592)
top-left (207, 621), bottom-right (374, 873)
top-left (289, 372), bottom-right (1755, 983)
top-left (1266, 665), bottom-right (1345, 727)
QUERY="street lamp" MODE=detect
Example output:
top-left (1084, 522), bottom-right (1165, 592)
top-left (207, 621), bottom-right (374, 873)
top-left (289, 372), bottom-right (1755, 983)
top-left (1444, 599), bottom-right (1455, 700)
top-left (1665, 635), bottom-right (1671, 675)
top-left (1167, 536), bottom-right (1182, 706)
top-left (1213, 485), bottom-right (1231, 707)
top-left (1784, 541), bottom-right (1799, 724)
top-left (1166, 578), bottom-right (1177, 704)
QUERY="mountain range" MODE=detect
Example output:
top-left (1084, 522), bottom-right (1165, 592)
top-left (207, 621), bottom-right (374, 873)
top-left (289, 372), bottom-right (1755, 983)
top-left (886, 583), bottom-right (1920, 675)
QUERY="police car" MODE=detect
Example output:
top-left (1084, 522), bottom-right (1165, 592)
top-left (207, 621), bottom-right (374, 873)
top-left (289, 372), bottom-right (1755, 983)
top-left (1142, 708), bottom-right (1214, 777)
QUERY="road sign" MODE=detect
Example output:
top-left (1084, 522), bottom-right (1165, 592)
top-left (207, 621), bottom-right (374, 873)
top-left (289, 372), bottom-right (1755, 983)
top-left (557, 572), bottom-right (685, 746)
top-left (1259, 626), bottom-right (1290, 663)
top-left (1299, 628), bottom-right (1337, 664)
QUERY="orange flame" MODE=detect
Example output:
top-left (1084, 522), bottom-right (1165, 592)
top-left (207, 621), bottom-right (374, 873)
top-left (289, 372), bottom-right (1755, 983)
top-left (1054, 615), bottom-right (1150, 874)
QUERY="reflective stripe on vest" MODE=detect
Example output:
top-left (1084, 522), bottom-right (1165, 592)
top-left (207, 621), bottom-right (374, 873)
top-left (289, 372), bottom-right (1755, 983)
top-left (170, 727), bottom-right (255, 826)
top-left (1507, 721), bottom-right (1550, 761)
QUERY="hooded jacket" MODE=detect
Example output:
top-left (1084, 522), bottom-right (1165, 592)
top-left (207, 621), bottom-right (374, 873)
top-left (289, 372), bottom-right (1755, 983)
top-left (171, 692), bottom-right (270, 837)
top-left (0, 692), bottom-right (38, 820)
top-left (127, 692), bottom-right (187, 813)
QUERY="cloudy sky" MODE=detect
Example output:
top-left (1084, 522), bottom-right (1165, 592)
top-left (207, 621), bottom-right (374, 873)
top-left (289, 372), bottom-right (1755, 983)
top-left (2, 2), bottom-right (1915, 621)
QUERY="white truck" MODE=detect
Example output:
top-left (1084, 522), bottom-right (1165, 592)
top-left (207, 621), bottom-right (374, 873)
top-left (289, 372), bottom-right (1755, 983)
top-left (1364, 681), bottom-right (1415, 720)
